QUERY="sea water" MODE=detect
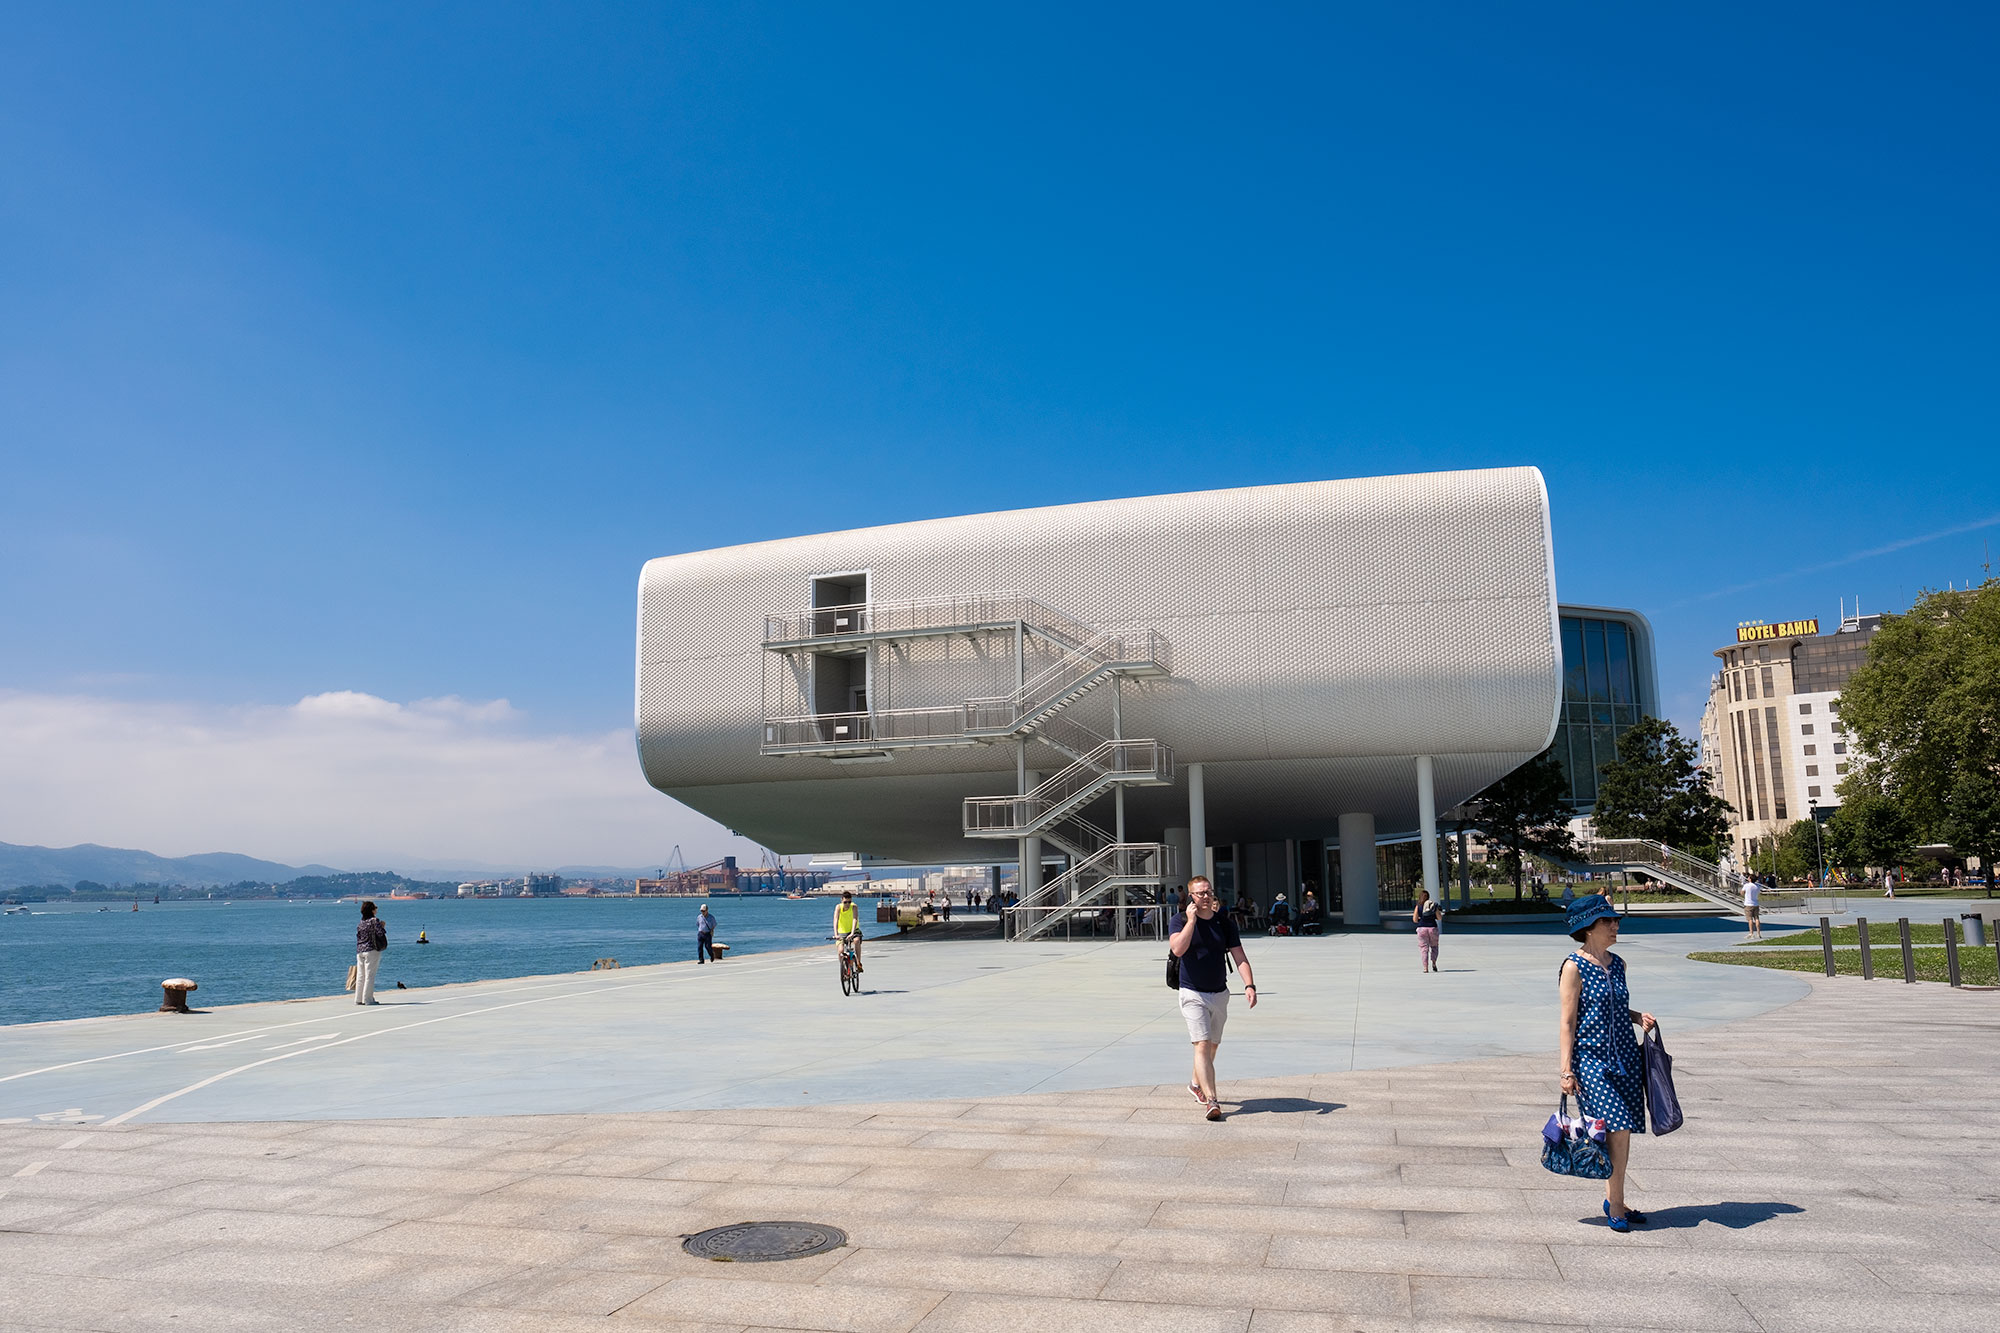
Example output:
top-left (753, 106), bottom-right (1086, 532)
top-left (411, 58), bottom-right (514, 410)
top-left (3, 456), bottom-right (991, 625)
top-left (0, 895), bottom-right (870, 1027)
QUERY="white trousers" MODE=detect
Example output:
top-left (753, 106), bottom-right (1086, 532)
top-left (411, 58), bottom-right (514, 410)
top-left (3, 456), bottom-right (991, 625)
top-left (355, 949), bottom-right (382, 1003)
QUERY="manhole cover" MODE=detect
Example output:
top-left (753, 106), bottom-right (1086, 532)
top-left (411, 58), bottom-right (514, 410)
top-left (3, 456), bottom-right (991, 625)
top-left (682, 1221), bottom-right (848, 1263)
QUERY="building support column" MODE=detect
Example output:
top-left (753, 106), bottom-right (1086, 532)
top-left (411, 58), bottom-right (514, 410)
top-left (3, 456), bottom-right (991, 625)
top-left (1188, 762), bottom-right (1207, 889)
top-left (1340, 813), bottom-right (1379, 926)
top-left (1417, 755), bottom-right (1441, 910)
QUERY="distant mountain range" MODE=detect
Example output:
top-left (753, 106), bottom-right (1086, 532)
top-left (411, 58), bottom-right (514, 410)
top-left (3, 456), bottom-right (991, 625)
top-left (0, 840), bottom-right (669, 890)
top-left (0, 840), bottom-right (342, 890)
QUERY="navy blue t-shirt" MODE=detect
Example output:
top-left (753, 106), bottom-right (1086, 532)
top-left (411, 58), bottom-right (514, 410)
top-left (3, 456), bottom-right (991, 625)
top-left (1169, 910), bottom-right (1242, 993)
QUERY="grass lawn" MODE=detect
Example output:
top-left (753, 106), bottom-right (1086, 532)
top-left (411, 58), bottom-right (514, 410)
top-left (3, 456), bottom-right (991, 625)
top-left (1690, 947), bottom-right (1999, 986)
top-left (1747, 923), bottom-right (1964, 948)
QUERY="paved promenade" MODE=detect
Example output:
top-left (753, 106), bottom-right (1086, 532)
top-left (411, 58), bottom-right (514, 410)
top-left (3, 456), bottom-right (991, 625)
top-left (1, 965), bottom-right (1996, 1332)
top-left (1, 919), bottom-right (1804, 1125)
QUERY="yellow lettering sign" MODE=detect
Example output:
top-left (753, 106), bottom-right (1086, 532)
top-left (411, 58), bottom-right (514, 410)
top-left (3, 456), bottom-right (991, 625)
top-left (1736, 619), bottom-right (1820, 643)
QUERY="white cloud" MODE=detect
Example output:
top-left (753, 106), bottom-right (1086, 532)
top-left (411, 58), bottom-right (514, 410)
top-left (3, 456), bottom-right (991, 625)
top-left (0, 689), bottom-right (757, 870)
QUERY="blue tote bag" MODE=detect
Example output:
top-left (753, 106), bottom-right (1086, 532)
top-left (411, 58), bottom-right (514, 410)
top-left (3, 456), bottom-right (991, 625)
top-left (1540, 1095), bottom-right (1612, 1179)
top-left (1643, 1025), bottom-right (1684, 1136)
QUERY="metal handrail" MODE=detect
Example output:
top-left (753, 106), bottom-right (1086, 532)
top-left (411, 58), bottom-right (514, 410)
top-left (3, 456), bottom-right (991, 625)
top-left (761, 706), bottom-right (969, 750)
top-left (1579, 839), bottom-right (1801, 909)
top-left (1042, 813), bottom-right (1115, 862)
top-left (965, 629), bottom-right (1167, 733)
top-left (763, 591), bottom-right (1101, 650)
top-left (964, 740), bottom-right (1174, 837)
top-left (1008, 842), bottom-right (1177, 941)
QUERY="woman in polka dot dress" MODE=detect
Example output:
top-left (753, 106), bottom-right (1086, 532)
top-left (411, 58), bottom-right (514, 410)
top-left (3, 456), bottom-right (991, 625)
top-left (1557, 894), bottom-right (1657, 1232)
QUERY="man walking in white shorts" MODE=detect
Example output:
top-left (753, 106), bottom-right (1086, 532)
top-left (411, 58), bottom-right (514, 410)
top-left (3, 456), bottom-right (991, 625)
top-left (1170, 875), bottom-right (1257, 1121)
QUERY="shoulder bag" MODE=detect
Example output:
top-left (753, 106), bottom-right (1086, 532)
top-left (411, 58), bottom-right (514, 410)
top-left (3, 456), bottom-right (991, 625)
top-left (1540, 1094), bottom-right (1612, 1179)
top-left (1643, 1025), bottom-right (1684, 1135)
top-left (1165, 951), bottom-right (1180, 990)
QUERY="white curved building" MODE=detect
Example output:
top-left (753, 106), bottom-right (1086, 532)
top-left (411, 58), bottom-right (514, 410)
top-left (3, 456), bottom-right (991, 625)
top-left (637, 468), bottom-right (1649, 930)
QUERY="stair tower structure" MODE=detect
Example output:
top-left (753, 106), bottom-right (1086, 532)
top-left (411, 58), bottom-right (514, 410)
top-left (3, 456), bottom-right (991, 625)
top-left (759, 590), bottom-right (1177, 940)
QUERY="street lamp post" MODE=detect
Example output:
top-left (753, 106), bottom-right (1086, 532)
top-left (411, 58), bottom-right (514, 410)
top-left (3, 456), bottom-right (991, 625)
top-left (1808, 798), bottom-right (1825, 888)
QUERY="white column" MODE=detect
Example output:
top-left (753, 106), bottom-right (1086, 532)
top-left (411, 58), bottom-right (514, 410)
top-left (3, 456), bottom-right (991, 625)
top-left (1417, 755), bottom-right (1441, 909)
top-left (1164, 827), bottom-right (1192, 894)
top-left (1188, 763), bottom-right (1207, 884)
top-left (1340, 812), bottom-right (1379, 926)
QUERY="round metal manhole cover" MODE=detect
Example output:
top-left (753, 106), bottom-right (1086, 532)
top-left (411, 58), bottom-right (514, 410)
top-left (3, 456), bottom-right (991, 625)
top-left (682, 1220), bottom-right (848, 1263)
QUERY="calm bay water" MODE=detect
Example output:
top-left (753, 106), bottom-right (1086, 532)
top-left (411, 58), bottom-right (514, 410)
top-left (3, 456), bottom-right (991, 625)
top-left (0, 895), bottom-right (854, 1027)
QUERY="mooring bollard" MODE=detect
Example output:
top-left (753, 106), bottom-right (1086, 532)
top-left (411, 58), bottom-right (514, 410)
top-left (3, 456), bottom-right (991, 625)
top-left (158, 978), bottom-right (198, 1013)
top-left (1819, 917), bottom-right (1835, 977)
top-left (1899, 918), bottom-right (1915, 984)
top-left (1944, 919), bottom-right (1962, 988)
top-left (1857, 918), bottom-right (1873, 980)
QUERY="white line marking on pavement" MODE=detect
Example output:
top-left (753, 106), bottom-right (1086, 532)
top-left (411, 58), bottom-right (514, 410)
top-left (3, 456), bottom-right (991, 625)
top-left (100, 955), bottom-right (818, 1127)
top-left (57, 1135), bottom-right (91, 1150)
top-left (264, 1033), bottom-right (345, 1051)
top-left (180, 1033), bottom-right (287, 1053)
top-left (13, 1161), bottom-right (50, 1177)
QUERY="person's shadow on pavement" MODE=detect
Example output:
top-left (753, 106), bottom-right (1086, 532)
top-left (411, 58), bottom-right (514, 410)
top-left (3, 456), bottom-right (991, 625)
top-left (1606, 1201), bottom-right (1804, 1229)
top-left (1229, 1097), bottom-right (1343, 1117)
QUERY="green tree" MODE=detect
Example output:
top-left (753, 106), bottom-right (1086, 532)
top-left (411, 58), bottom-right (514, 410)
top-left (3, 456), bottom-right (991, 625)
top-left (1938, 768), bottom-right (2000, 897)
top-left (1838, 579), bottom-right (2000, 873)
top-left (1770, 819), bottom-right (1825, 883)
top-left (1465, 747), bottom-right (1578, 899)
top-left (1826, 791), bottom-right (1916, 876)
top-left (1588, 716), bottom-right (1734, 856)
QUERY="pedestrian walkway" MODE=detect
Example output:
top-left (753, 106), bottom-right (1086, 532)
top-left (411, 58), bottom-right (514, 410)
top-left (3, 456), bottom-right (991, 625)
top-left (1, 921), bottom-right (1802, 1125)
top-left (0, 971), bottom-right (1993, 1331)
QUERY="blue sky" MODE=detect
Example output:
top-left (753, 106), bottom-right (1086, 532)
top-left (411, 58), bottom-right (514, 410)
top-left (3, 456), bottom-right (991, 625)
top-left (2, 3), bottom-right (1996, 865)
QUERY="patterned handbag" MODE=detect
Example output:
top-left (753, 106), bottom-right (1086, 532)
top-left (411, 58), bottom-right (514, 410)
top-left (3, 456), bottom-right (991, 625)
top-left (1643, 1026), bottom-right (1684, 1136)
top-left (1540, 1094), bottom-right (1612, 1179)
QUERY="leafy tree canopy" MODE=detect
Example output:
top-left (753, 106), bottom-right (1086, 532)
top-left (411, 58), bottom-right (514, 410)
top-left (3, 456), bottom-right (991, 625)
top-left (1588, 716), bottom-right (1733, 855)
top-left (1826, 791), bottom-right (1916, 874)
top-left (1838, 579), bottom-right (2000, 874)
top-left (1465, 747), bottom-right (1578, 898)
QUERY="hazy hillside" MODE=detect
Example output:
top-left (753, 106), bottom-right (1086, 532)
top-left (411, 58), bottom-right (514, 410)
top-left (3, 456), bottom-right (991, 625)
top-left (0, 841), bottom-right (341, 890)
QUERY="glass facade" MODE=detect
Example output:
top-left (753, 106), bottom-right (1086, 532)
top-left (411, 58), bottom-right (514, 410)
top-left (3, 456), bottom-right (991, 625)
top-left (1555, 613), bottom-right (1646, 809)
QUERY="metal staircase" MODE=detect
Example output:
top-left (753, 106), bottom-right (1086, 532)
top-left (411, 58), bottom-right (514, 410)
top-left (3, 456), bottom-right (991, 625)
top-left (758, 590), bottom-right (1179, 942)
top-left (1577, 840), bottom-right (1804, 912)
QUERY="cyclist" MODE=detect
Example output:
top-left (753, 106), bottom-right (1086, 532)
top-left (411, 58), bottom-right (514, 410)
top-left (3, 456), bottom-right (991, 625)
top-left (833, 890), bottom-right (863, 974)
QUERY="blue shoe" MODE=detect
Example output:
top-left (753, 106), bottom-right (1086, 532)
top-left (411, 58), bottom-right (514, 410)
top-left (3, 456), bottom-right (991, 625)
top-left (1602, 1199), bottom-right (1644, 1228)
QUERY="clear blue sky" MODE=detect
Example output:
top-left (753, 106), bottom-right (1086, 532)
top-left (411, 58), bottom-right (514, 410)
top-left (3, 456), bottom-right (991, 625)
top-left (3, 3), bottom-right (1996, 825)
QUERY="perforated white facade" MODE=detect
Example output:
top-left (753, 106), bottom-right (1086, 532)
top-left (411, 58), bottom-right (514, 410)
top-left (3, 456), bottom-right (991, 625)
top-left (637, 468), bottom-right (1563, 872)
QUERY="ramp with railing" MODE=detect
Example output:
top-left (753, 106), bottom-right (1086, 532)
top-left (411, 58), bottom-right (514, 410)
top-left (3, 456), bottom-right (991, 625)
top-left (1577, 840), bottom-right (1803, 912)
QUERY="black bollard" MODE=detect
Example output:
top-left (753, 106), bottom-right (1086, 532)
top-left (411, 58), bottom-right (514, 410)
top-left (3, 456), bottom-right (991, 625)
top-left (1899, 918), bottom-right (1915, 984)
top-left (1858, 917), bottom-right (1873, 980)
top-left (1944, 918), bottom-right (1962, 988)
top-left (1819, 917), bottom-right (1835, 977)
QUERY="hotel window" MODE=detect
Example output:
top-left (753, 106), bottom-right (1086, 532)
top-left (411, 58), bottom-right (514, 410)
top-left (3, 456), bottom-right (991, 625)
top-left (1833, 742), bottom-right (1847, 755)
top-left (1832, 723), bottom-right (1846, 735)
top-left (1830, 700), bottom-right (1841, 714)
top-left (1808, 785), bottom-right (1821, 797)
top-left (1731, 672), bottom-right (1742, 701)
top-left (1799, 703), bottom-right (1812, 714)
top-left (1803, 744), bottom-right (1816, 755)
top-left (1805, 764), bottom-right (1819, 776)
top-left (1801, 724), bottom-right (1814, 735)
top-left (1746, 671), bottom-right (1759, 700)
top-left (1836, 763), bottom-right (1849, 774)
top-left (1764, 706), bottom-right (1788, 819)
top-left (1760, 666), bottom-right (1775, 695)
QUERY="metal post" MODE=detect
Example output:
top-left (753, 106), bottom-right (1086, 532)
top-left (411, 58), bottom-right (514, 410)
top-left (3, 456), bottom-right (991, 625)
top-left (1899, 918), bottom-right (1914, 984)
top-left (1819, 917), bottom-right (1835, 977)
top-left (1858, 917), bottom-right (1873, 980)
top-left (1945, 918), bottom-right (1961, 988)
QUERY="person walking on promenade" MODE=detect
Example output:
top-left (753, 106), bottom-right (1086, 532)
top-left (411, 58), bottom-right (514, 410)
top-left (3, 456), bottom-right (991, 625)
top-left (1743, 874), bottom-right (1763, 939)
top-left (355, 900), bottom-right (387, 1005)
top-left (1171, 875), bottom-right (1256, 1122)
top-left (1882, 868), bottom-right (1896, 899)
top-left (696, 902), bottom-right (716, 963)
top-left (1413, 890), bottom-right (1442, 972)
top-left (1557, 894), bottom-right (1657, 1232)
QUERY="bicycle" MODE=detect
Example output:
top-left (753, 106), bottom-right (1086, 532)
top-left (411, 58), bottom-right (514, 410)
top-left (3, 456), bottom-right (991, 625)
top-left (835, 933), bottom-right (861, 996)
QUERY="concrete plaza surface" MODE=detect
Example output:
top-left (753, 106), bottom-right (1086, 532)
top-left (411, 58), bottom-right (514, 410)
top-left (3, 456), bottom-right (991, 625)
top-left (1, 967), bottom-right (1996, 1333)
top-left (0, 920), bottom-right (1809, 1125)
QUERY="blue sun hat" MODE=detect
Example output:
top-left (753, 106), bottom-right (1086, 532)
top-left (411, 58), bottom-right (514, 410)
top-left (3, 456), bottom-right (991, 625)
top-left (1564, 893), bottom-right (1621, 938)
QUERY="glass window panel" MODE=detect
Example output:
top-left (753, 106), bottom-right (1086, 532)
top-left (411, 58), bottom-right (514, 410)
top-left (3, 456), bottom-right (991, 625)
top-left (1585, 620), bottom-right (1609, 703)
top-left (1591, 724), bottom-right (1616, 791)
top-left (1561, 618), bottom-right (1587, 701)
top-left (1560, 726), bottom-right (1584, 803)
top-left (1606, 622), bottom-right (1633, 705)
top-left (1575, 727), bottom-right (1600, 802)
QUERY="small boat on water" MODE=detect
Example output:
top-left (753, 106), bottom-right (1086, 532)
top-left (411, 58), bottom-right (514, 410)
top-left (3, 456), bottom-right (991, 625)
top-left (3, 905), bottom-right (29, 915)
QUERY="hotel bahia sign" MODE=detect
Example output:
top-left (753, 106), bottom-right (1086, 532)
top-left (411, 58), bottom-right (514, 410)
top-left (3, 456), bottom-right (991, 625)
top-left (1736, 618), bottom-right (1820, 643)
